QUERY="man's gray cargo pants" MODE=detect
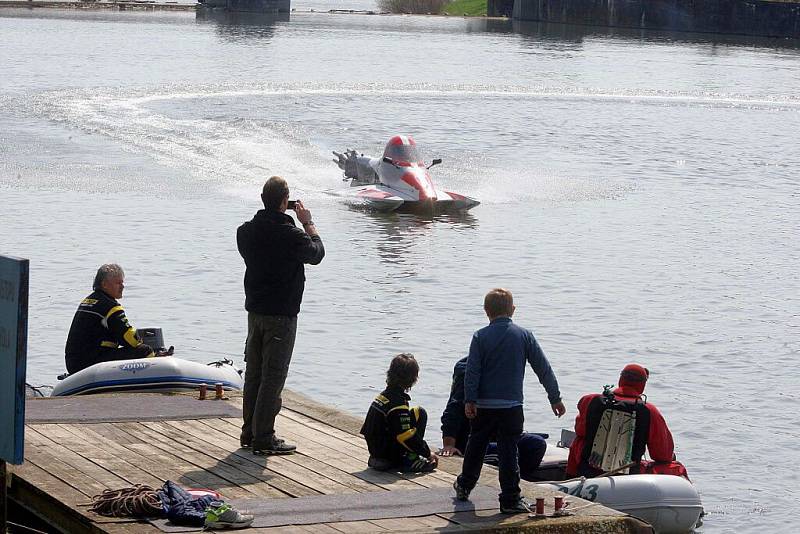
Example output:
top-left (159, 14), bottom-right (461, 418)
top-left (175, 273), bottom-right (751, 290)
top-left (241, 313), bottom-right (297, 449)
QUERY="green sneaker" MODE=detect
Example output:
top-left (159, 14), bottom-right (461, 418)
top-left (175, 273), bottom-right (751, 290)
top-left (205, 501), bottom-right (254, 530)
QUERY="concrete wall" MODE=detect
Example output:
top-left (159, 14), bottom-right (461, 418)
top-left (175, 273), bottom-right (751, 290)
top-left (200, 0), bottom-right (289, 12)
top-left (511, 0), bottom-right (800, 38)
top-left (488, 0), bottom-right (515, 16)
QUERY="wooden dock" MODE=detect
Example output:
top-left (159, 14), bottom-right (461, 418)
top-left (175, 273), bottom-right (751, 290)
top-left (9, 390), bottom-right (651, 533)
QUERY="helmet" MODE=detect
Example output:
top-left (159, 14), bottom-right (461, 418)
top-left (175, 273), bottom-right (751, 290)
top-left (383, 135), bottom-right (423, 166)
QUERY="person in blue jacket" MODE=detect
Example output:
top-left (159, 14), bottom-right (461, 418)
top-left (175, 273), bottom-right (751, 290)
top-left (439, 356), bottom-right (548, 481)
top-left (453, 288), bottom-right (566, 514)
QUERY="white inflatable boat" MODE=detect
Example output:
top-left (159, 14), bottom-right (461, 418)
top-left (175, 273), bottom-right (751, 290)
top-left (547, 474), bottom-right (703, 534)
top-left (51, 357), bottom-right (244, 396)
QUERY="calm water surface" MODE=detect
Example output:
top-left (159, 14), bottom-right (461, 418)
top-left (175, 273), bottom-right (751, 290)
top-left (1, 3), bottom-right (799, 532)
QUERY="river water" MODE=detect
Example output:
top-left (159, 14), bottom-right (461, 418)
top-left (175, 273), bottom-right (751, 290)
top-left (1, 2), bottom-right (799, 532)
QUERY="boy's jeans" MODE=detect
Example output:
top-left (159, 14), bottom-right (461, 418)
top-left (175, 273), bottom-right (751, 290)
top-left (457, 406), bottom-right (524, 505)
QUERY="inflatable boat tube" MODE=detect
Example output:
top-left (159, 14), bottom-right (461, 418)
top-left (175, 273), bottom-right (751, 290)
top-left (51, 357), bottom-right (243, 396)
top-left (547, 474), bottom-right (703, 534)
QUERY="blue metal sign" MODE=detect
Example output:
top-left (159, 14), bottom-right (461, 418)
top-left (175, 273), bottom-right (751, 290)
top-left (0, 255), bottom-right (28, 465)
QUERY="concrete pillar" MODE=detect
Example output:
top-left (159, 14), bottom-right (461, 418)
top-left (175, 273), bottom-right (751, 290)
top-left (488, 0), bottom-right (515, 17)
top-left (224, 0), bottom-right (289, 12)
top-left (512, 0), bottom-right (541, 21)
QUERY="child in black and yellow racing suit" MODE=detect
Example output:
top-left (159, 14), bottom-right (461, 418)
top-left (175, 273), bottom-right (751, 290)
top-left (360, 353), bottom-right (438, 473)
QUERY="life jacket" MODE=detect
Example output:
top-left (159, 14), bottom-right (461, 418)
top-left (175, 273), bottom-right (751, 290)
top-left (578, 386), bottom-right (651, 476)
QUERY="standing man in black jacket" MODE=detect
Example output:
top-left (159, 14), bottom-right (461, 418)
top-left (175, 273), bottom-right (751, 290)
top-left (237, 176), bottom-right (325, 455)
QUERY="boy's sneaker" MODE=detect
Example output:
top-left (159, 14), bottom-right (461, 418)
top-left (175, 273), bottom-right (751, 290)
top-left (500, 498), bottom-right (531, 514)
top-left (453, 479), bottom-right (471, 501)
top-left (205, 502), bottom-right (254, 530)
top-left (252, 437), bottom-right (296, 456)
top-left (401, 453), bottom-right (435, 473)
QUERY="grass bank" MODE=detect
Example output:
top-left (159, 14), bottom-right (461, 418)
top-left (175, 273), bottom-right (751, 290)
top-left (442, 0), bottom-right (487, 15)
top-left (377, 0), bottom-right (487, 15)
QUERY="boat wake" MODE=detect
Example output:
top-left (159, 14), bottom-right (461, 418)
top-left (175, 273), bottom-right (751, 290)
top-left (13, 81), bottom-right (798, 202)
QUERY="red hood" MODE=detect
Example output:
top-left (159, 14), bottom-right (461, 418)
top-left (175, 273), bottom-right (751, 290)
top-left (616, 363), bottom-right (649, 397)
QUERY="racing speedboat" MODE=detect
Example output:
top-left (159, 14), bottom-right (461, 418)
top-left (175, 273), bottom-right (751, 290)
top-left (332, 135), bottom-right (479, 213)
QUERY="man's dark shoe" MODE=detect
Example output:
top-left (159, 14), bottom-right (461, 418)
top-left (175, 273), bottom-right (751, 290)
top-left (453, 479), bottom-right (471, 501)
top-left (240, 437), bottom-right (251, 449)
top-left (500, 498), bottom-right (531, 514)
top-left (252, 437), bottom-right (296, 456)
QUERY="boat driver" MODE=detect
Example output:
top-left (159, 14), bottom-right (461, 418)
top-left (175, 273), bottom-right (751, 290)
top-left (333, 135), bottom-right (425, 186)
top-left (64, 264), bottom-right (155, 374)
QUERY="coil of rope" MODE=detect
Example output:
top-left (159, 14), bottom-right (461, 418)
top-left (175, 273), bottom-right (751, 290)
top-left (90, 484), bottom-right (163, 517)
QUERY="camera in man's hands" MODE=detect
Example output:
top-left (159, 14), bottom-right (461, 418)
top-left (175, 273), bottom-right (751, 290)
top-left (287, 200), bottom-right (298, 210)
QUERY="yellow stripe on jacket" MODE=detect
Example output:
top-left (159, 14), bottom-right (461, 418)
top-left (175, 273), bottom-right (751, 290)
top-left (396, 427), bottom-right (418, 451)
top-left (105, 305), bottom-right (124, 319)
top-left (123, 327), bottom-right (140, 348)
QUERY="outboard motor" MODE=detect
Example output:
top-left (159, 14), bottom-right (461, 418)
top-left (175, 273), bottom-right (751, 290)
top-left (138, 327), bottom-right (165, 352)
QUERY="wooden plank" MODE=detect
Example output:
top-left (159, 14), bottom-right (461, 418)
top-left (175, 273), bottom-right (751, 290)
top-left (201, 419), bottom-right (393, 494)
top-left (293, 524), bottom-right (342, 533)
top-left (437, 509), bottom-right (516, 527)
top-left (87, 422), bottom-right (141, 445)
top-left (252, 414), bottom-right (455, 488)
top-left (248, 526), bottom-right (324, 534)
top-left (370, 517), bottom-right (442, 532)
top-left (139, 421), bottom-right (288, 496)
top-left (30, 423), bottom-right (163, 488)
top-left (24, 432), bottom-right (108, 498)
top-left (9, 461), bottom-right (127, 532)
top-left (90, 423), bottom-right (257, 500)
top-left (272, 422), bottom-right (454, 489)
top-left (254, 424), bottom-right (424, 491)
top-left (25, 426), bottom-right (131, 492)
top-left (101, 520), bottom-right (163, 534)
top-left (115, 422), bottom-right (281, 498)
top-left (280, 390), bottom-right (365, 437)
top-left (143, 420), bottom-right (307, 498)
top-left (410, 514), bottom-right (458, 529)
top-left (326, 520), bottom-right (390, 533)
top-left (181, 419), bottom-right (354, 495)
top-left (161, 419), bottom-right (343, 496)
top-left (53, 422), bottom-right (252, 499)
top-left (216, 416), bottom-right (434, 492)
top-left (278, 410), bottom-right (367, 449)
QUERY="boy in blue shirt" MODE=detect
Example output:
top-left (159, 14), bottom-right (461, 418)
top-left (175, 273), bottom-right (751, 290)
top-left (454, 288), bottom-right (566, 513)
top-left (440, 356), bottom-right (549, 481)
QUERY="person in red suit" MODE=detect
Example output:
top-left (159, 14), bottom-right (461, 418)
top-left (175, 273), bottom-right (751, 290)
top-left (567, 363), bottom-right (688, 479)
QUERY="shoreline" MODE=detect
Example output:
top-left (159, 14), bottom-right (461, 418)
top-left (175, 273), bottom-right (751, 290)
top-left (0, 0), bottom-right (196, 10)
top-left (0, 1), bottom-right (511, 17)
